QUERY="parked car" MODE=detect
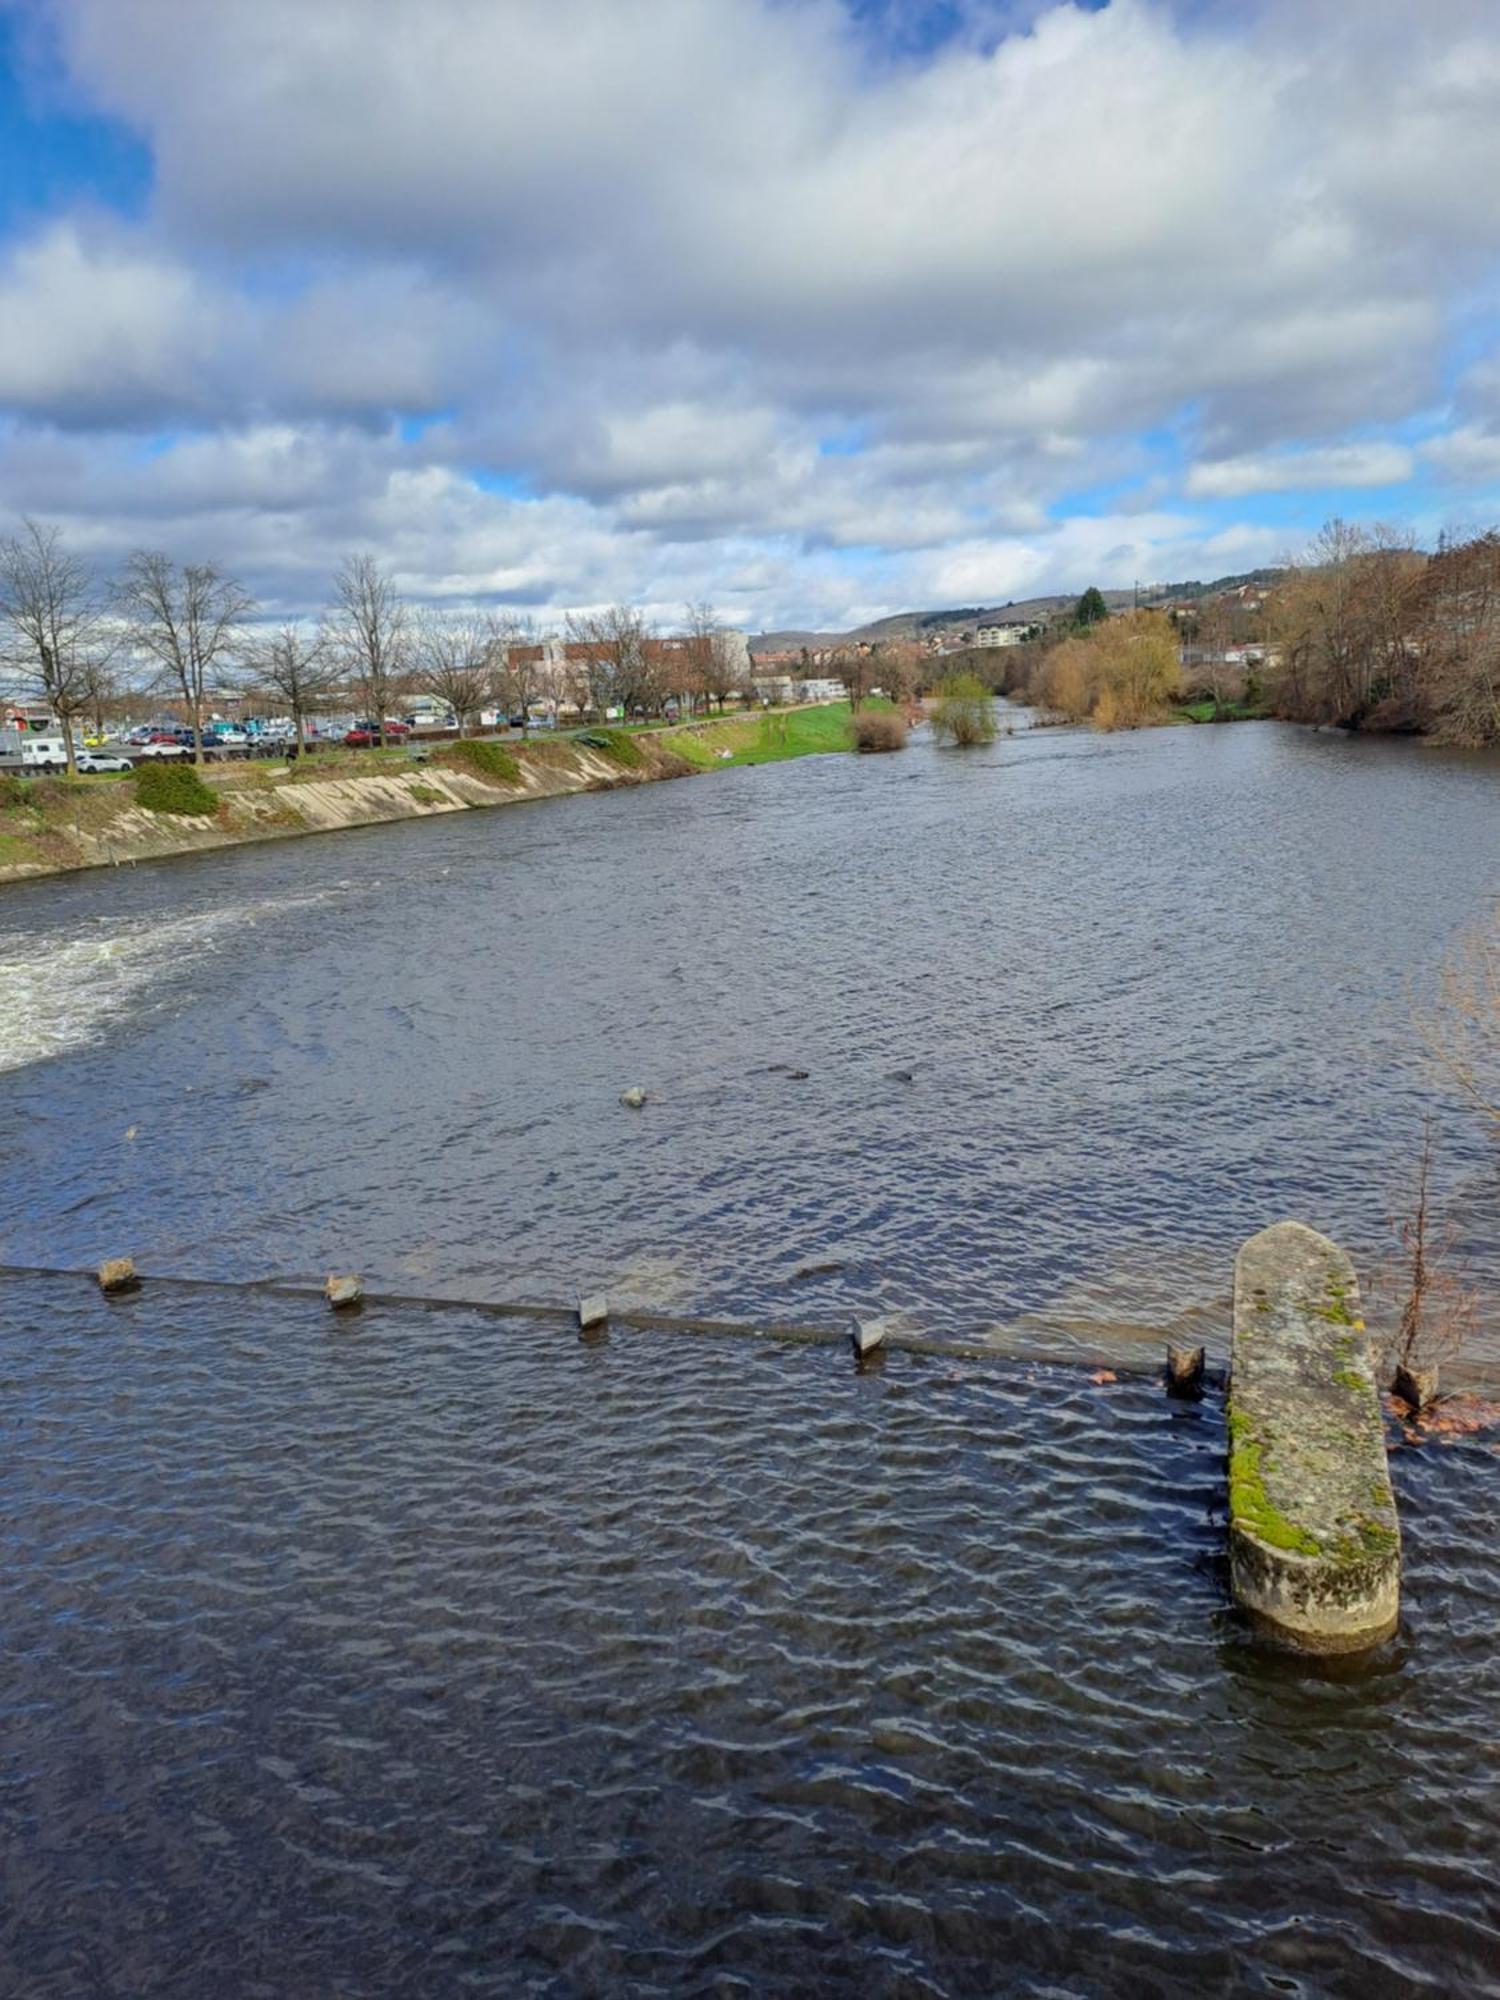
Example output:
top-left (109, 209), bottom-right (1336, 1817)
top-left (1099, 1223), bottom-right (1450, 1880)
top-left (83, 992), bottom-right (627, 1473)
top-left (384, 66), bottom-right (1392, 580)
top-left (19, 737), bottom-right (69, 772)
top-left (75, 751), bottom-right (133, 774)
top-left (131, 740), bottom-right (190, 760)
top-left (343, 720), bottom-right (412, 746)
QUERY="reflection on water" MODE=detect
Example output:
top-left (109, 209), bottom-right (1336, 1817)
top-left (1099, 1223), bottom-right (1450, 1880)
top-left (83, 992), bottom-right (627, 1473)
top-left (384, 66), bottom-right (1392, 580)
top-left (1, 1278), bottom-right (1497, 1996)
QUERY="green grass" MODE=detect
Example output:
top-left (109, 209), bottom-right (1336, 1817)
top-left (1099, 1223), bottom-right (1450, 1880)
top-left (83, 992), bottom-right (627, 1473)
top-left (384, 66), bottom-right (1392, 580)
top-left (434, 739), bottom-right (521, 785)
top-left (0, 831), bottom-right (40, 867)
top-left (1174, 699), bottom-right (1273, 724)
top-left (134, 761), bottom-right (220, 816)
top-left (575, 727), bottom-right (643, 768)
top-left (665, 700), bottom-right (889, 768)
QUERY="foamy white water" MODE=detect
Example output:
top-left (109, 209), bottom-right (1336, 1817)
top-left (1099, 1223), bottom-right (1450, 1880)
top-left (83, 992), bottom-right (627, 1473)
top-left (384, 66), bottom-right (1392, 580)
top-left (0, 890), bottom-right (340, 1075)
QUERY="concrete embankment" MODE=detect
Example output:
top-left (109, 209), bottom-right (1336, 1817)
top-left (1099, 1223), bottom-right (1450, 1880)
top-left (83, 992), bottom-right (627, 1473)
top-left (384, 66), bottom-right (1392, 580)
top-left (0, 734), bottom-right (698, 884)
top-left (1228, 1221), bottom-right (1400, 1654)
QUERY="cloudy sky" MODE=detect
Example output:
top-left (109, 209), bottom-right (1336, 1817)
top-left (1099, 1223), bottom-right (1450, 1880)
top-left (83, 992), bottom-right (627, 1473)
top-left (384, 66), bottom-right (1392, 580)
top-left (2, 0), bottom-right (1499, 632)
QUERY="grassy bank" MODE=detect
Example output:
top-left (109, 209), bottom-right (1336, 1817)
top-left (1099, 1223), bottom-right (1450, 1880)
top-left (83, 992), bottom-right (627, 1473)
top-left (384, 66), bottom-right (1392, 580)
top-left (662, 700), bottom-right (892, 767)
top-left (1173, 698), bottom-right (1274, 725)
top-left (0, 703), bottom-right (871, 884)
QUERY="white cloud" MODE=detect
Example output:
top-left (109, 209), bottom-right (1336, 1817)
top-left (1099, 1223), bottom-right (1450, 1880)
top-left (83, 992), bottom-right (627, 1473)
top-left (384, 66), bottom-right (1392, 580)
top-left (1, 0), bottom-right (1498, 623)
top-left (1187, 441), bottom-right (1417, 499)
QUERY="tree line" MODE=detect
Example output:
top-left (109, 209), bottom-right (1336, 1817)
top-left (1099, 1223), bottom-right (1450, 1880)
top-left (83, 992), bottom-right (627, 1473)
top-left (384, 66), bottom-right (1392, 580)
top-left (967, 524), bottom-right (1500, 744)
top-left (0, 523), bottom-right (754, 774)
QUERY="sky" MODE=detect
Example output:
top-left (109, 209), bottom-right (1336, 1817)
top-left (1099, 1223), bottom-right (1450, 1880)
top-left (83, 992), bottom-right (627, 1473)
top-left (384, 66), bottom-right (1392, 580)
top-left (2, 0), bottom-right (1500, 634)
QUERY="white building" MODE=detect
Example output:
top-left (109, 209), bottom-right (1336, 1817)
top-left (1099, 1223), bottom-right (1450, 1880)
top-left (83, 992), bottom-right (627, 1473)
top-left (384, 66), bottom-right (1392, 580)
top-left (975, 623), bottom-right (1028, 648)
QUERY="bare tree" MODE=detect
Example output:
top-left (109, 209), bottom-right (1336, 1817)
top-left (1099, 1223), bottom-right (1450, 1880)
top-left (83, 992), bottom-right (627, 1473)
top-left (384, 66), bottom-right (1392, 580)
top-left (252, 623), bottom-right (340, 759)
top-left (831, 645), bottom-right (872, 712)
top-left (0, 519), bottom-right (115, 777)
top-left (678, 601), bottom-right (718, 716)
top-left (415, 610), bottom-right (496, 737)
top-left (1376, 1118), bottom-right (1477, 1408)
top-left (707, 631), bottom-right (746, 712)
top-left (1418, 898), bottom-right (1500, 1126)
top-left (80, 652), bottom-right (124, 741)
top-left (491, 616), bottom-right (543, 735)
top-left (1410, 530), bottom-right (1500, 745)
top-left (331, 554), bottom-right (410, 749)
top-left (566, 605), bottom-right (654, 721)
top-left (117, 551), bottom-right (253, 766)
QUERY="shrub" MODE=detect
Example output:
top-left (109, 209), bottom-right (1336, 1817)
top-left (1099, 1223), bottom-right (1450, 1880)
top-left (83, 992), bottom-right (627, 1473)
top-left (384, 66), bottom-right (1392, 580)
top-left (1034, 641), bottom-right (1095, 722)
top-left (576, 727), bottom-right (642, 768)
top-left (134, 760), bottom-right (219, 816)
top-left (849, 709), bottom-right (908, 753)
top-left (0, 774), bottom-right (27, 813)
top-left (1086, 611), bottom-right (1182, 728)
top-left (1032, 612), bottom-right (1182, 729)
top-left (930, 673), bottom-right (998, 747)
top-left (434, 739), bottom-right (521, 785)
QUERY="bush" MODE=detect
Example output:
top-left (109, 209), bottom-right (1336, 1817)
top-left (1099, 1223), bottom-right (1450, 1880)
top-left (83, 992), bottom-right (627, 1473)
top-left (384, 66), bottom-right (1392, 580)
top-left (1034, 642), bottom-right (1095, 722)
top-left (134, 760), bottom-right (219, 816)
top-left (434, 739), bottom-right (521, 786)
top-left (576, 727), bottom-right (642, 768)
top-left (930, 673), bottom-right (998, 747)
top-left (1032, 611), bottom-right (1182, 729)
top-left (0, 774), bottom-right (27, 813)
top-left (849, 709), bottom-right (908, 753)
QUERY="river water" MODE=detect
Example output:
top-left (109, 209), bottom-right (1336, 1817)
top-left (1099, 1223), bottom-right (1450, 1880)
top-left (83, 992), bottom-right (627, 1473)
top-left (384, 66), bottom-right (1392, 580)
top-left (2, 719), bottom-right (1499, 1993)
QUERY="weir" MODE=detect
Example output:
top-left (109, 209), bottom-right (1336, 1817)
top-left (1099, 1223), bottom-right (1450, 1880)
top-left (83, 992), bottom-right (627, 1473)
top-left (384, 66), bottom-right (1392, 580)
top-left (1228, 1222), bottom-right (1400, 1654)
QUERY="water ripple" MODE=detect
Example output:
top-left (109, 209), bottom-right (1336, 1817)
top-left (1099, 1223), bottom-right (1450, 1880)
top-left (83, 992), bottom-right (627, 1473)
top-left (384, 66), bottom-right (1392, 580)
top-left (1, 1277), bottom-right (1497, 1995)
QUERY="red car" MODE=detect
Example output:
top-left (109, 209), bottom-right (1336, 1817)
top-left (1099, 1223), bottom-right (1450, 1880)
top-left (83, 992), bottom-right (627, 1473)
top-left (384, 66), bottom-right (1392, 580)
top-left (343, 720), bottom-right (412, 747)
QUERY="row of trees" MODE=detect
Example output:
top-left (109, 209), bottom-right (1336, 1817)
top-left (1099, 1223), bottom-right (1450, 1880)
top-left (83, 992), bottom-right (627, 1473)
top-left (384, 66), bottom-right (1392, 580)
top-left (0, 522), bottom-right (753, 772)
top-left (958, 523), bottom-right (1500, 745)
top-left (1267, 521), bottom-right (1500, 743)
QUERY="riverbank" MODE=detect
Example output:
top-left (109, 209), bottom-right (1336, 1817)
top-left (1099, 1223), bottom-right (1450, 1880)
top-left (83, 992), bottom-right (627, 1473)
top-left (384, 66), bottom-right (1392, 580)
top-left (0, 705), bottom-right (866, 885)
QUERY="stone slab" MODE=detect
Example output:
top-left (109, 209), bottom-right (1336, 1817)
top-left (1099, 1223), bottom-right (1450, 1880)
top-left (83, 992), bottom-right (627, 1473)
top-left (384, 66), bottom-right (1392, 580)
top-left (1228, 1222), bottom-right (1400, 1654)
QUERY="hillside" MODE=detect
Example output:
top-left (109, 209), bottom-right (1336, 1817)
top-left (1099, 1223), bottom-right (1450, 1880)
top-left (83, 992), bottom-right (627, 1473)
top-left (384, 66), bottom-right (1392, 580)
top-left (751, 569), bottom-right (1284, 652)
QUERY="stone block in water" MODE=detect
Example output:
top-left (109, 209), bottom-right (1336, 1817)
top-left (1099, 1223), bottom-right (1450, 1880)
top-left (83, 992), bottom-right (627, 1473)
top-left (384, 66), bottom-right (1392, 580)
top-left (1228, 1222), bottom-right (1400, 1654)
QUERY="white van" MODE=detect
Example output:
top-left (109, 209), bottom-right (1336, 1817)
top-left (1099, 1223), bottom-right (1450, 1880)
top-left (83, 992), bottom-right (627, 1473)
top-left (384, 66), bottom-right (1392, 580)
top-left (20, 736), bottom-right (69, 772)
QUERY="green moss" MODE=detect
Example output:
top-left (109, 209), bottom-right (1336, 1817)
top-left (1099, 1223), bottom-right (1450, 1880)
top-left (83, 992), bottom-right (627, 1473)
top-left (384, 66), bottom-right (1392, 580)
top-left (1313, 1273), bottom-right (1365, 1329)
top-left (1332, 1367), bottom-right (1366, 1393)
top-left (1227, 1410), bottom-right (1323, 1557)
top-left (406, 782), bottom-right (445, 804)
top-left (434, 739), bottom-right (521, 785)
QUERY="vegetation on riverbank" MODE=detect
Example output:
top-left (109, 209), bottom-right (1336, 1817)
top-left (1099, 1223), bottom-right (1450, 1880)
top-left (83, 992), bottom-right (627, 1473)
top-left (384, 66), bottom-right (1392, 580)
top-left (433, 738), bottom-right (521, 785)
top-left (134, 761), bottom-right (220, 816)
top-left (0, 702), bottom-right (881, 883)
top-left (850, 708), bottom-right (908, 752)
top-left (965, 522), bottom-right (1500, 744)
top-left (930, 673), bottom-right (998, 746)
top-left (662, 699), bottom-right (890, 767)
top-left (1032, 613), bottom-right (1184, 730)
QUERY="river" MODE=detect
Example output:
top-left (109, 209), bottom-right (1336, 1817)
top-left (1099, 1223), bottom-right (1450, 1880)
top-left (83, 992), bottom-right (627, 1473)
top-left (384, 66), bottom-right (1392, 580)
top-left (2, 718), bottom-right (1498, 1993)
